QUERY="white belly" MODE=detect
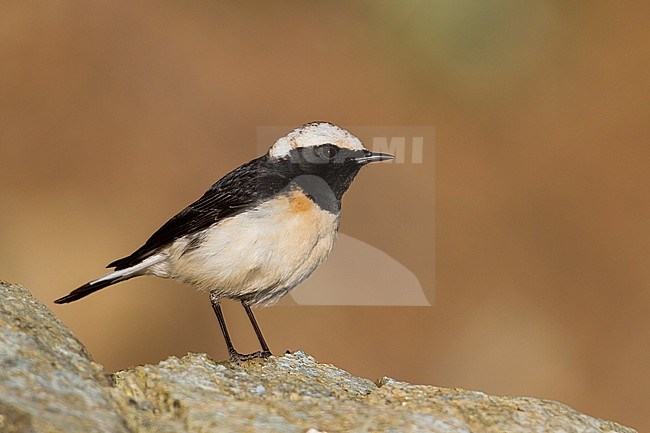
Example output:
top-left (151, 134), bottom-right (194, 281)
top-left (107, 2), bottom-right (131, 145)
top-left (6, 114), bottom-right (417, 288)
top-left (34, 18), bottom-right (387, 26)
top-left (149, 191), bottom-right (339, 306)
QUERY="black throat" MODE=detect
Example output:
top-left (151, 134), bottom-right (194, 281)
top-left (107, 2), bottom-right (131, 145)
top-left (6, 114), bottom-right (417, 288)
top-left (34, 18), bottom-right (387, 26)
top-left (258, 146), bottom-right (366, 214)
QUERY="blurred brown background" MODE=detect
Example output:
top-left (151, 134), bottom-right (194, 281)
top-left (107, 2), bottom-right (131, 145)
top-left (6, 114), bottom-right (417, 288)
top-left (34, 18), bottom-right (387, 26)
top-left (1, 1), bottom-right (648, 431)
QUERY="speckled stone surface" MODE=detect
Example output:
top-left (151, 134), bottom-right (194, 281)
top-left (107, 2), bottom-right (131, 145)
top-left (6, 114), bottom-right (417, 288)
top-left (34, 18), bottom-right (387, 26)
top-left (0, 281), bottom-right (639, 433)
top-left (0, 281), bottom-right (129, 433)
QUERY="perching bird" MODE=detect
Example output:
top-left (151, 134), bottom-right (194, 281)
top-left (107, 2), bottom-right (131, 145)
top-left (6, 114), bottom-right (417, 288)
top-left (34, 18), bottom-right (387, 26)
top-left (55, 122), bottom-right (394, 361)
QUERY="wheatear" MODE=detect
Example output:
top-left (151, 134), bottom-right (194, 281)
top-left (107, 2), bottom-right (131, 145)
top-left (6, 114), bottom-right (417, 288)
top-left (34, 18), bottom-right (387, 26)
top-left (55, 122), bottom-right (394, 360)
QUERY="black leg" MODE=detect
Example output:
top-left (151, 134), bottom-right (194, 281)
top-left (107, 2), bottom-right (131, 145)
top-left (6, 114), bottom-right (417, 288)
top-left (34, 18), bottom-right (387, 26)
top-left (209, 292), bottom-right (269, 362)
top-left (242, 301), bottom-right (272, 356)
top-left (210, 292), bottom-right (238, 359)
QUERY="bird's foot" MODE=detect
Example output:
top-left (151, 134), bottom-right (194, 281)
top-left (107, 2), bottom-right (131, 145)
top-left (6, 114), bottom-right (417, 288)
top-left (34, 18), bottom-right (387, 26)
top-left (228, 349), bottom-right (272, 363)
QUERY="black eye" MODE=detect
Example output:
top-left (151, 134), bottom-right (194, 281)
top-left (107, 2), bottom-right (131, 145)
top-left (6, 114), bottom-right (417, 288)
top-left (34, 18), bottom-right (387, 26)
top-left (318, 144), bottom-right (338, 160)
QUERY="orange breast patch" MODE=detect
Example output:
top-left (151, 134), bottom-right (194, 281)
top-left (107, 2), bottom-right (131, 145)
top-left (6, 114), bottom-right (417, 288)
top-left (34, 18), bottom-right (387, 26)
top-left (289, 190), bottom-right (314, 213)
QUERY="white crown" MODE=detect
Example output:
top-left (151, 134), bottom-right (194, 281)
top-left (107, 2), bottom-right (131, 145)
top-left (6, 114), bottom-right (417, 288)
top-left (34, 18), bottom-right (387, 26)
top-left (268, 122), bottom-right (366, 158)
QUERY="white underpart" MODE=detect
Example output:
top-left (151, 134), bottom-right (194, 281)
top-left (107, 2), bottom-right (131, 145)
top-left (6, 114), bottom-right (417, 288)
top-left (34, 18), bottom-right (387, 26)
top-left (145, 193), bottom-right (340, 306)
top-left (268, 122), bottom-right (366, 159)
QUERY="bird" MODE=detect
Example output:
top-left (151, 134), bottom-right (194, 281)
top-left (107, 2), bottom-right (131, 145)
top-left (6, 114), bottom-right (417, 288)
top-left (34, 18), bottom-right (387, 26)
top-left (54, 122), bottom-right (394, 361)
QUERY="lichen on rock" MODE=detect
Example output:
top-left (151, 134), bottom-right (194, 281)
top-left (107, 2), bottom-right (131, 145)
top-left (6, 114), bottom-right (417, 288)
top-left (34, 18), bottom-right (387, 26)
top-left (0, 281), bottom-right (638, 433)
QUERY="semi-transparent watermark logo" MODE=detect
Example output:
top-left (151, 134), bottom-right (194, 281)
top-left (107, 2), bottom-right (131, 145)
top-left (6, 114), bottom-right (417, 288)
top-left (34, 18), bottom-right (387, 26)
top-left (257, 125), bottom-right (434, 306)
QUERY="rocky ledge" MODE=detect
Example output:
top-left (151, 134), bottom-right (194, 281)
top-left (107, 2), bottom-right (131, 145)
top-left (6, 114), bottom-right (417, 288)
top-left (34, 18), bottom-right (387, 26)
top-left (0, 281), bottom-right (637, 433)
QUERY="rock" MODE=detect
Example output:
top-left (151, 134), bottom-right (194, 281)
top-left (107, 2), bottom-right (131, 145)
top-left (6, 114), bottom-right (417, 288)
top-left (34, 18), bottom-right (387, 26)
top-left (0, 281), bottom-right (638, 433)
top-left (0, 281), bottom-right (128, 433)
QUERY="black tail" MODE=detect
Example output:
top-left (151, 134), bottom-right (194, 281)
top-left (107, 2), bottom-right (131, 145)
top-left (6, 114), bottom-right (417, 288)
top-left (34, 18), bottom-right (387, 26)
top-left (54, 275), bottom-right (133, 304)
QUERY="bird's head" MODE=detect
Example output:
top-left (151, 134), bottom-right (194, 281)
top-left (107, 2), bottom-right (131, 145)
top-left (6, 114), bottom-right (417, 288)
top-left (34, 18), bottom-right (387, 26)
top-left (268, 122), bottom-right (394, 166)
top-left (266, 122), bottom-right (394, 205)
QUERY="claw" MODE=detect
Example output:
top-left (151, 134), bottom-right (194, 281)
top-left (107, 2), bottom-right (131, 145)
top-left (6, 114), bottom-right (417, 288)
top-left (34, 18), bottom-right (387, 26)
top-left (228, 349), bottom-right (273, 363)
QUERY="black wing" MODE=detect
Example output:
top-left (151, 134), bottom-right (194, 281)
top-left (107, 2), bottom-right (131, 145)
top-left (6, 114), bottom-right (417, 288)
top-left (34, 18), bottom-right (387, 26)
top-left (108, 155), bottom-right (287, 270)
